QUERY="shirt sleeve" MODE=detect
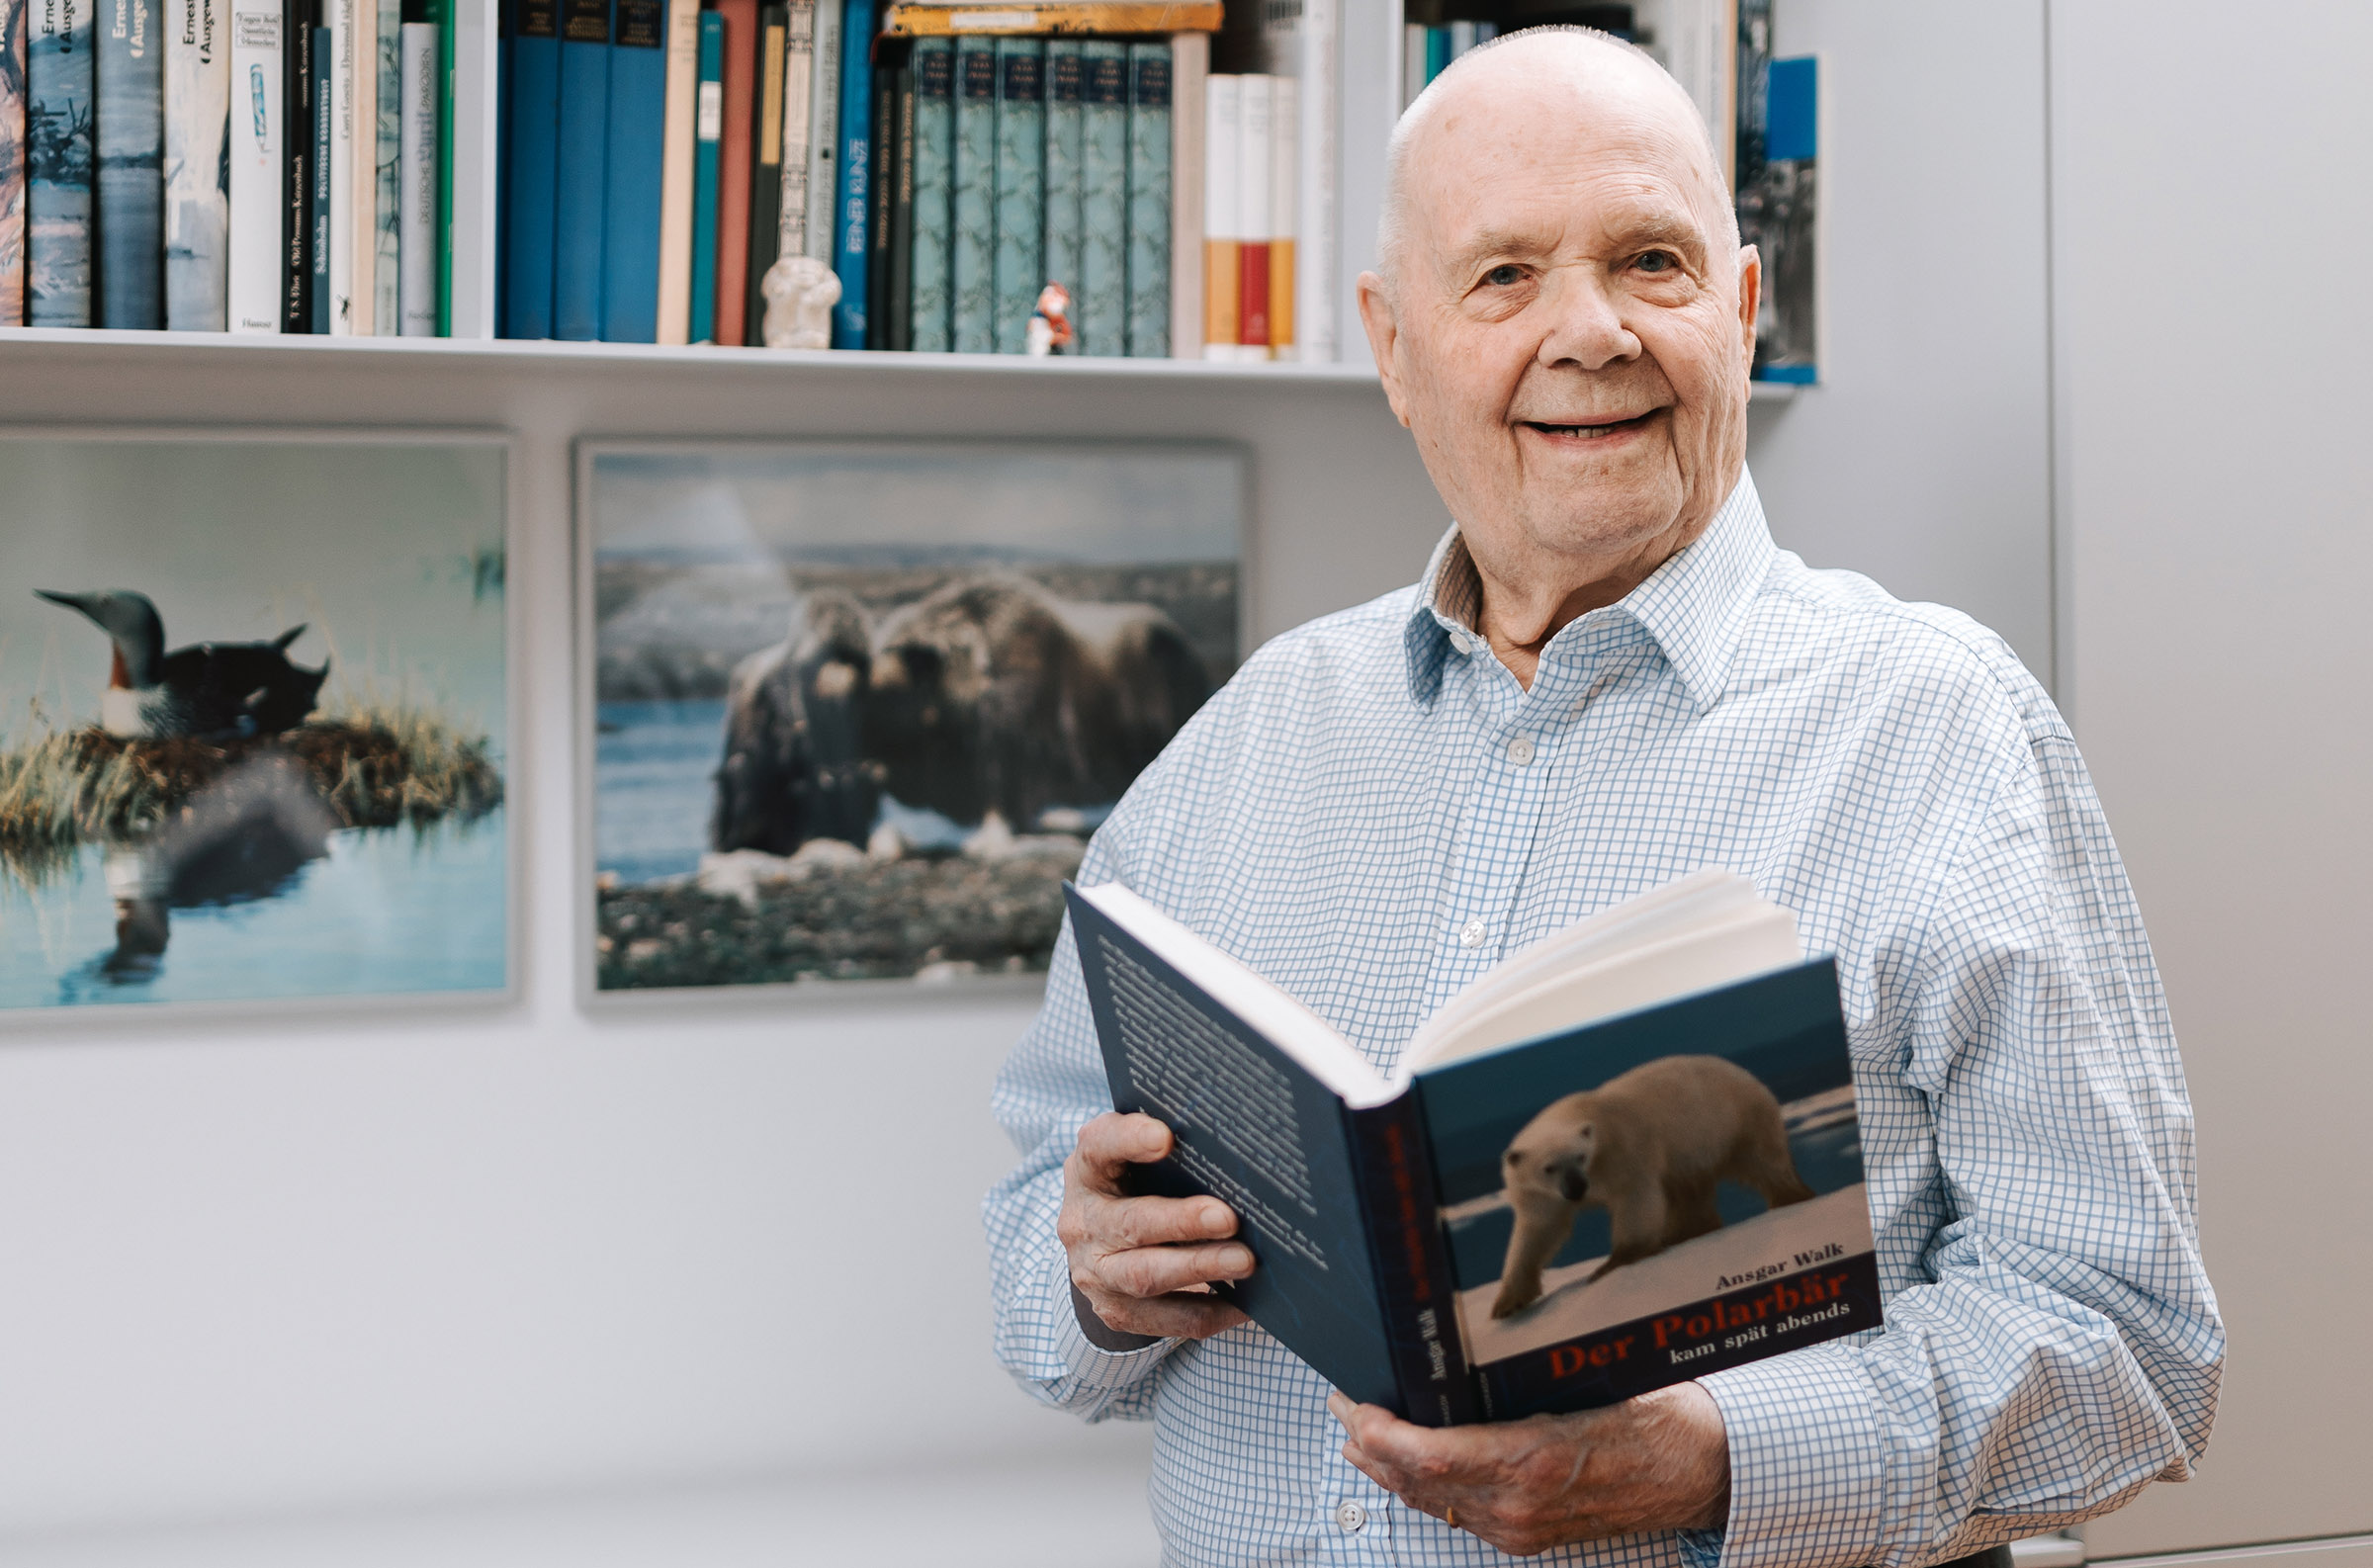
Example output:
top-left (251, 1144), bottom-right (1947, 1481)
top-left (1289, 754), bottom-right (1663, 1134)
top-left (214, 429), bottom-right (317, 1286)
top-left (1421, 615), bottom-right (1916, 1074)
top-left (981, 827), bottom-right (1183, 1422)
top-left (1697, 719), bottom-right (2225, 1568)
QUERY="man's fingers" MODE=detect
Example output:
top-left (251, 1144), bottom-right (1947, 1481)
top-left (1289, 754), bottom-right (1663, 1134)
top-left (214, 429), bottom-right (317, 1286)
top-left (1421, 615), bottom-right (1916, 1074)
top-left (1102, 1189), bottom-right (1236, 1250)
top-left (1088, 1289), bottom-right (1251, 1341)
top-left (1099, 1238), bottom-right (1255, 1299)
top-left (1071, 1112), bottom-right (1173, 1190)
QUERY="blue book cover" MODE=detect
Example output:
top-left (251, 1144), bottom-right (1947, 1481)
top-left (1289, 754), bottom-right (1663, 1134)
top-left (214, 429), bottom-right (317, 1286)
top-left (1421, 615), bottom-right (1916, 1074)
top-left (549, 0), bottom-right (606, 339)
top-left (827, 0), bottom-right (870, 348)
top-left (280, 0), bottom-right (312, 330)
top-left (1073, 38), bottom-right (1121, 357)
top-left (1064, 881), bottom-right (1878, 1428)
top-left (308, 16), bottom-right (326, 328)
top-left (945, 30), bottom-right (990, 353)
top-left (1122, 40), bottom-right (1166, 356)
top-left (27, 0), bottom-right (96, 324)
top-left (1039, 39), bottom-right (1078, 308)
top-left (685, 5), bottom-right (717, 341)
top-left (987, 34), bottom-right (1036, 354)
top-left (904, 34), bottom-right (948, 352)
top-left (97, 0), bottom-right (164, 326)
top-left (502, 0), bottom-right (557, 336)
top-left (163, 0), bottom-right (228, 329)
top-left (597, 0), bottom-right (660, 340)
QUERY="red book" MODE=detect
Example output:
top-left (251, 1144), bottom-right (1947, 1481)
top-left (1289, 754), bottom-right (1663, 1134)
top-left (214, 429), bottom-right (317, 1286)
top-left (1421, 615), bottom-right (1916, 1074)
top-left (1237, 240), bottom-right (1271, 352)
top-left (714, 0), bottom-right (762, 344)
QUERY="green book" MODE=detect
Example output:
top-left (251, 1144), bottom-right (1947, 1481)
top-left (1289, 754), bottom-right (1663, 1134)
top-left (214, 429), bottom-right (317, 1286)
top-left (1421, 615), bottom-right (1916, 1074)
top-left (887, 52), bottom-right (913, 350)
top-left (1074, 39), bottom-right (1124, 357)
top-left (1123, 39), bottom-right (1169, 356)
top-left (1041, 39), bottom-right (1081, 314)
top-left (990, 35), bottom-right (1041, 354)
top-left (948, 32), bottom-right (994, 354)
top-left (908, 35), bottom-right (952, 351)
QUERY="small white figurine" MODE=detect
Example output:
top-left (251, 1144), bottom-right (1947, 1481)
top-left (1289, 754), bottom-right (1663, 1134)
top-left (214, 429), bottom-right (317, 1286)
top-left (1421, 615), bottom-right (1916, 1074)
top-left (760, 255), bottom-right (841, 350)
top-left (1024, 282), bottom-right (1074, 357)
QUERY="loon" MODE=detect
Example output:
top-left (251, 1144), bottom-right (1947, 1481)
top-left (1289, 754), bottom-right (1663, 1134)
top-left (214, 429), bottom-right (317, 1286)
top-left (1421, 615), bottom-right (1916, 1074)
top-left (37, 589), bottom-right (331, 740)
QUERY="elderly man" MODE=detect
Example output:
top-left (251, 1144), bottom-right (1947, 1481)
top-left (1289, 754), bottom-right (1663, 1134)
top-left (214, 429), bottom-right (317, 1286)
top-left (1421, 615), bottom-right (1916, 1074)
top-left (984, 27), bottom-right (2220, 1567)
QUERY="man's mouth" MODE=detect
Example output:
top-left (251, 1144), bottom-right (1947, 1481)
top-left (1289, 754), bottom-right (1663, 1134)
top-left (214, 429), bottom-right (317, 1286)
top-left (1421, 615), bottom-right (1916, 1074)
top-left (1520, 410), bottom-right (1659, 438)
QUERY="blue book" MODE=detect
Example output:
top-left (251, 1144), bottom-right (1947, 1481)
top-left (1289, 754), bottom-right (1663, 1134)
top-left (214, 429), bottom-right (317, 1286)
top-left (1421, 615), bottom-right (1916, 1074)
top-left (598, 0), bottom-right (661, 340)
top-left (945, 30), bottom-right (991, 353)
top-left (308, 17), bottom-right (328, 329)
top-left (1065, 880), bottom-right (1879, 1428)
top-left (828, 0), bottom-right (870, 348)
top-left (97, 0), bottom-right (165, 326)
top-left (27, 0), bottom-right (96, 324)
top-left (1040, 39), bottom-right (1079, 306)
top-left (686, 5), bottom-right (719, 341)
top-left (502, 0), bottom-right (558, 336)
top-left (987, 35), bottom-right (1036, 354)
top-left (550, 0), bottom-right (608, 339)
top-left (1073, 38), bottom-right (1121, 356)
top-left (1122, 40), bottom-right (1167, 356)
top-left (905, 34), bottom-right (950, 352)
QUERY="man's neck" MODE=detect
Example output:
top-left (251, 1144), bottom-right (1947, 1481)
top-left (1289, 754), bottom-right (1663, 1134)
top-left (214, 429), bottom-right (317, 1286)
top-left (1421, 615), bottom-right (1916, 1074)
top-left (1468, 523), bottom-right (1703, 690)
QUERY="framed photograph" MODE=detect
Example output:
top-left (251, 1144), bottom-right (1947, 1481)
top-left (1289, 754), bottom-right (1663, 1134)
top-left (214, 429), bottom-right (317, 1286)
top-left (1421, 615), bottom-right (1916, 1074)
top-left (0, 431), bottom-right (513, 1018)
top-left (579, 439), bottom-right (1246, 1000)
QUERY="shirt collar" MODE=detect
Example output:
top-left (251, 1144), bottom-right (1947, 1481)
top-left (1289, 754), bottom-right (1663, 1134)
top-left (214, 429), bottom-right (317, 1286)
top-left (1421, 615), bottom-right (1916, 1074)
top-left (1402, 467), bottom-right (1778, 715)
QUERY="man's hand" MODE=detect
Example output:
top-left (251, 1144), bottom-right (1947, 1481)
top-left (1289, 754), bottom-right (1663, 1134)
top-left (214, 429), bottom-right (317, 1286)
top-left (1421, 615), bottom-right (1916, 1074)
top-left (1060, 1112), bottom-right (1254, 1341)
top-left (1327, 1382), bottom-right (1731, 1556)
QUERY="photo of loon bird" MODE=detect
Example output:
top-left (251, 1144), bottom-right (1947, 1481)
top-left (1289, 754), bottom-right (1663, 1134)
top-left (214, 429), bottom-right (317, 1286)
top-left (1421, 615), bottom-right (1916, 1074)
top-left (35, 589), bottom-right (331, 740)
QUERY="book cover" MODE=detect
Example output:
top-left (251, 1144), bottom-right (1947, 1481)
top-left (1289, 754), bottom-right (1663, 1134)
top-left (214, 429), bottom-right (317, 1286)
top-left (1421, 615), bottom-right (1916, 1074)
top-left (883, 47), bottom-right (907, 347)
top-left (598, 0), bottom-right (661, 340)
top-left (1070, 37), bottom-right (1119, 357)
top-left (795, 0), bottom-right (828, 260)
top-left (943, 28), bottom-right (986, 351)
top-left (1288, 0), bottom-right (1330, 361)
top-left (492, 0), bottom-right (506, 331)
top-left (225, 0), bottom-right (282, 330)
top-left (501, 0), bottom-right (557, 335)
top-left (1163, 25), bottom-right (1198, 358)
top-left (431, 0), bottom-right (448, 333)
top-left (396, 0), bottom-right (431, 331)
top-left (1065, 884), bottom-right (1882, 1427)
top-left (549, 0), bottom-right (607, 339)
top-left (702, 0), bottom-right (749, 339)
top-left (2, 0), bottom-right (26, 324)
top-left (320, 0), bottom-right (349, 328)
top-left (827, 0), bottom-right (869, 347)
top-left (738, 0), bottom-right (781, 342)
top-left (279, 0), bottom-right (311, 329)
top-left (1039, 36), bottom-right (1076, 310)
top-left (307, 10), bottom-right (326, 326)
top-left (369, 0), bottom-right (395, 329)
top-left (1231, 70), bottom-right (1267, 356)
top-left (651, 0), bottom-right (694, 341)
top-left (97, 0), bottom-right (165, 327)
top-left (1738, 41), bottom-right (1815, 385)
top-left (686, 2), bottom-right (718, 338)
top-left (1120, 37), bottom-right (1164, 355)
top-left (858, 35), bottom-right (888, 346)
top-left (160, 0), bottom-right (228, 332)
top-left (985, 34), bottom-right (1033, 354)
top-left (901, 30), bottom-right (945, 350)
top-left (28, 0), bottom-right (96, 324)
top-left (1196, 69), bottom-right (1232, 359)
top-left (1264, 70), bottom-right (1291, 359)
top-left (343, 0), bottom-right (370, 330)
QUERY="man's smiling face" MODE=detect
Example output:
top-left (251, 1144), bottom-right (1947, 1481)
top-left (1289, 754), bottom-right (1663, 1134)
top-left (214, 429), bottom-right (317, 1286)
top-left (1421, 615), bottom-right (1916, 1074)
top-left (1364, 44), bottom-right (1758, 602)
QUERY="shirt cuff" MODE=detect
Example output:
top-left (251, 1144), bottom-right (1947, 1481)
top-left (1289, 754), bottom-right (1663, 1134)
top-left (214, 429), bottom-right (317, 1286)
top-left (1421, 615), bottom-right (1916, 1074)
top-left (1053, 1255), bottom-right (1178, 1392)
top-left (1696, 1345), bottom-right (1890, 1568)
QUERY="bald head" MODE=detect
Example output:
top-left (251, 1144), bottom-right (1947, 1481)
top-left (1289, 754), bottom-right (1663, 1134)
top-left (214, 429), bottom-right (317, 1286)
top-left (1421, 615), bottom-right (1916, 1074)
top-left (1377, 28), bottom-right (1737, 291)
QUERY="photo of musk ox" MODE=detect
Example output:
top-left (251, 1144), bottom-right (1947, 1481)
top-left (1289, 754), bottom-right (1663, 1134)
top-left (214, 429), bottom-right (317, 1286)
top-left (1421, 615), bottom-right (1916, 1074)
top-left (586, 440), bottom-right (1240, 995)
top-left (1492, 1055), bottom-right (1814, 1320)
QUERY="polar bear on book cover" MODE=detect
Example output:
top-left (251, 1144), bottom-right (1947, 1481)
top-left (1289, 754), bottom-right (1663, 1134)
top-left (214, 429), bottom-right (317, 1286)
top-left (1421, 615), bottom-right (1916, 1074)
top-left (1491, 1054), bottom-right (1816, 1320)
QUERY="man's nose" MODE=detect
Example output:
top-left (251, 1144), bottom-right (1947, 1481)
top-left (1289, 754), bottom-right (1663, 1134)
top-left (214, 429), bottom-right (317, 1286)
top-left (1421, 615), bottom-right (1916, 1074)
top-left (1534, 267), bottom-right (1640, 371)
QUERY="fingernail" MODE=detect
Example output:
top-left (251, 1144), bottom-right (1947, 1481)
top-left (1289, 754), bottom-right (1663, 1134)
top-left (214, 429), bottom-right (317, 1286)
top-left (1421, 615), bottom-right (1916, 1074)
top-left (1202, 1202), bottom-right (1232, 1235)
top-left (1327, 1392), bottom-right (1353, 1424)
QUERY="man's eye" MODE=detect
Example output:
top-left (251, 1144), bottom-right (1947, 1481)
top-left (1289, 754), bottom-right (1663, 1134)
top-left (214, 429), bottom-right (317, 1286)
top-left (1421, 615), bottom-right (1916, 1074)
top-left (1634, 250), bottom-right (1678, 274)
top-left (1483, 265), bottom-right (1525, 287)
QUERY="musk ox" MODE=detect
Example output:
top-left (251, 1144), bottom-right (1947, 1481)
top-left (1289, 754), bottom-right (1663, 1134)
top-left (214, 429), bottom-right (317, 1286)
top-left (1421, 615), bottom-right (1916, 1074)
top-left (1491, 1055), bottom-right (1814, 1319)
top-left (862, 574), bottom-right (1210, 833)
top-left (710, 590), bottom-right (881, 854)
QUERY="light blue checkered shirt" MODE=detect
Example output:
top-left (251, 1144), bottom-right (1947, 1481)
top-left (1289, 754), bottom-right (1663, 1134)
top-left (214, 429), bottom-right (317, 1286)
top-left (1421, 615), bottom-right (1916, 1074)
top-left (984, 471), bottom-right (2222, 1568)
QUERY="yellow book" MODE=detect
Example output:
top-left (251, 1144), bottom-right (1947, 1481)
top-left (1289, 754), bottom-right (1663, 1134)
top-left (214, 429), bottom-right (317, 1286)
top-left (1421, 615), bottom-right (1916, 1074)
top-left (883, 2), bottom-right (1222, 38)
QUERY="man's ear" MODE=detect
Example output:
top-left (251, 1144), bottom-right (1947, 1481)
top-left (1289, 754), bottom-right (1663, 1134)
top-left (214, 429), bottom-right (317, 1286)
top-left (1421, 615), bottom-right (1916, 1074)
top-left (1357, 271), bottom-right (1415, 430)
top-left (1734, 244), bottom-right (1761, 369)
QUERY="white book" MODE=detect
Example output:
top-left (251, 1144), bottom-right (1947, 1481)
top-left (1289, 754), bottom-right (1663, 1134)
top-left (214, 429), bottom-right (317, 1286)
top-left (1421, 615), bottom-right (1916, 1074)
top-left (397, 16), bottom-right (435, 333)
top-left (1268, 72), bottom-right (1296, 362)
top-left (776, 0), bottom-right (815, 256)
top-left (1295, 0), bottom-right (1336, 361)
top-left (1401, 21), bottom-right (1423, 110)
top-left (348, 0), bottom-right (375, 333)
top-left (1235, 72), bottom-right (1271, 364)
top-left (802, 0), bottom-right (839, 264)
top-left (225, 0), bottom-right (282, 331)
top-left (164, 0), bottom-right (231, 329)
top-left (1639, 0), bottom-right (1735, 184)
top-left (1200, 71), bottom-right (1238, 360)
top-left (655, 0), bottom-right (700, 344)
top-left (1448, 19), bottom-right (1474, 59)
top-left (326, 0), bottom-right (354, 332)
top-left (371, 0), bottom-right (398, 330)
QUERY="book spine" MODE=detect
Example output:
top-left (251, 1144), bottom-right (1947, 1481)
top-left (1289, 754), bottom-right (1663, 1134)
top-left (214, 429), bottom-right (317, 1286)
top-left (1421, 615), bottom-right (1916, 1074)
top-left (1232, 70), bottom-right (1266, 357)
top-left (432, 0), bottom-right (447, 332)
top-left (342, 0), bottom-right (369, 329)
top-left (651, 0), bottom-right (693, 340)
top-left (598, 0), bottom-right (659, 339)
top-left (859, 31), bottom-right (886, 347)
top-left (902, 30), bottom-right (945, 351)
top-left (26, 0), bottom-right (94, 323)
top-left (739, 0), bottom-right (781, 341)
top-left (985, 33), bottom-right (1032, 354)
top-left (1039, 36), bottom-right (1076, 307)
top-left (1197, 69), bottom-right (1232, 359)
top-left (884, 47), bottom-right (907, 348)
top-left (1343, 1096), bottom-right (1480, 1429)
top-left (368, 0), bottom-right (394, 328)
top-left (1266, 69), bottom-right (1292, 360)
top-left (396, 0), bottom-right (430, 330)
top-left (1294, 0), bottom-right (1332, 361)
top-left (97, 0), bottom-right (166, 326)
top-left (1399, 20), bottom-right (1419, 110)
top-left (549, 0), bottom-right (605, 338)
top-left (280, 0), bottom-right (310, 329)
top-left (1070, 38), bottom-right (1119, 357)
top-left (492, 0), bottom-right (507, 332)
top-left (307, 13), bottom-right (325, 325)
top-left (710, 0), bottom-right (753, 340)
top-left (1121, 37), bottom-right (1164, 356)
top-left (686, 3), bottom-right (717, 339)
top-left (795, 0), bottom-right (829, 260)
top-left (944, 27), bottom-right (986, 351)
top-left (225, 0), bottom-right (280, 329)
top-left (827, 0), bottom-right (868, 347)
top-left (501, 0), bottom-right (556, 334)
top-left (1, 0), bottom-right (25, 323)
top-left (1164, 26), bottom-right (1199, 361)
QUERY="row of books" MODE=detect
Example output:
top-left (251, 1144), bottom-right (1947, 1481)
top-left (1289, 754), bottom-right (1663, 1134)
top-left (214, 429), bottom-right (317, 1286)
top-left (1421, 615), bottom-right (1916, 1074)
top-left (0, 0), bottom-right (456, 332)
top-left (1398, 19), bottom-right (1499, 107)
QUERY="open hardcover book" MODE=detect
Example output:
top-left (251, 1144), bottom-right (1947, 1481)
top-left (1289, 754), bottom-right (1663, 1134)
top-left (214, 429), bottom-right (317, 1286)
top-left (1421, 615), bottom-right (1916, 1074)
top-left (1065, 870), bottom-right (1879, 1426)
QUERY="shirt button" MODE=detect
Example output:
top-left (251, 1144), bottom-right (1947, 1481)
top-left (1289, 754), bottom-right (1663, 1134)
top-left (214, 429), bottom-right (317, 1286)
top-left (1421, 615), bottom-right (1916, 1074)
top-left (1450, 632), bottom-right (1476, 655)
top-left (1333, 1500), bottom-right (1368, 1533)
top-left (1458, 918), bottom-right (1487, 948)
top-left (1506, 734), bottom-right (1536, 765)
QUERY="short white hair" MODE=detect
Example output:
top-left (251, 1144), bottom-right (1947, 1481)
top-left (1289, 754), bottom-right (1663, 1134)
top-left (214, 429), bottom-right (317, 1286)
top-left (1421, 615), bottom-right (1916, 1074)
top-left (1376, 25), bottom-right (1738, 289)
